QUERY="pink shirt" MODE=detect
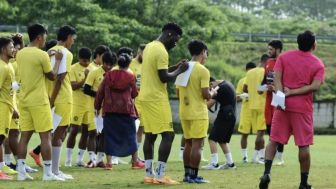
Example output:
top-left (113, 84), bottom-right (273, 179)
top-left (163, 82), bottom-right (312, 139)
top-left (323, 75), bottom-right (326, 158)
top-left (274, 50), bottom-right (325, 113)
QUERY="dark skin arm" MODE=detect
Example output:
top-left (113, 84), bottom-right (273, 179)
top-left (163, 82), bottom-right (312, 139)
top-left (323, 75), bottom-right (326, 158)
top-left (158, 60), bottom-right (188, 83)
top-left (45, 50), bottom-right (63, 81)
top-left (50, 73), bottom-right (67, 108)
top-left (71, 69), bottom-right (89, 90)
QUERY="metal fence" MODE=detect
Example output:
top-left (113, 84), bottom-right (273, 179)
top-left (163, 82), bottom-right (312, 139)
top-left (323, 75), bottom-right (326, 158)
top-left (170, 100), bottom-right (335, 128)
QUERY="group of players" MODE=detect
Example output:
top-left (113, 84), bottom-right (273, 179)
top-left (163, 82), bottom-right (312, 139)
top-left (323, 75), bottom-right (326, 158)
top-left (0, 22), bottom-right (324, 189)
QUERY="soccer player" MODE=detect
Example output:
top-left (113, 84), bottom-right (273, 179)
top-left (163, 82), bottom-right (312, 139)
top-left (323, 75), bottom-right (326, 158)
top-left (264, 40), bottom-right (285, 165)
top-left (237, 62), bottom-right (256, 163)
top-left (0, 37), bottom-right (16, 180)
top-left (15, 24), bottom-right (63, 181)
top-left (203, 77), bottom-right (237, 170)
top-left (84, 51), bottom-right (117, 169)
top-left (28, 39), bottom-right (58, 168)
top-left (91, 45), bottom-right (110, 69)
top-left (65, 47), bottom-right (95, 167)
top-left (259, 31), bottom-right (324, 189)
top-left (177, 40), bottom-right (214, 183)
top-left (3, 34), bottom-right (24, 175)
top-left (244, 55), bottom-right (268, 164)
top-left (139, 23), bottom-right (188, 185)
top-left (49, 25), bottom-right (76, 180)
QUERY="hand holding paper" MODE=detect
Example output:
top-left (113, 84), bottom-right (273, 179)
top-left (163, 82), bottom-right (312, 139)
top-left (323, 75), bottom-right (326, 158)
top-left (257, 84), bottom-right (268, 92)
top-left (271, 91), bottom-right (286, 110)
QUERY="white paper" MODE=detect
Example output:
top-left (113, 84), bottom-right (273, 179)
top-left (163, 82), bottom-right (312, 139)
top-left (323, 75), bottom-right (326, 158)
top-left (51, 107), bottom-right (62, 133)
top-left (50, 48), bottom-right (67, 74)
top-left (213, 86), bottom-right (220, 92)
top-left (174, 61), bottom-right (196, 87)
top-left (257, 84), bottom-right (268, 92)
top-left (271, 91), bottom-right (286, 110)
top-left (95, 115), bottom-right (104, 133)
top-left (135, 119), bottom-right (140, 132)
top-left (238, 93), bottom-right (249, 100)
top-left (12, 81), bottom-right (20, 91)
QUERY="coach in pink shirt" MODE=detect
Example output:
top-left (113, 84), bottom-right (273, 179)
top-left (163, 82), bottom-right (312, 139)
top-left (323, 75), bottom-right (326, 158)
top-left (259, 31), bottom-right (325, 189)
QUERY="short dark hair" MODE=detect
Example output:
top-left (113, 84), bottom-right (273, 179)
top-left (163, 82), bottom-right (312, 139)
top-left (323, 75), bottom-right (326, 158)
top-left (245, 62), bottom-right (256, 70)
top-left (260, 54), bottom-right (269, 62)
top-left (162, 22), bottom-right (183, 36)
top-left (102, 51), bottom-right (117, 65)
top-left (210, 77), bottom-right (216, 82)
top-left (268, 40), bottom-right (283, 51)
top-left (118, 53), bottom-right (132, 68)
top-left (93, 45), bottom-right (110, 59)
top-left (44, 39), bottom-right (57, 51)
top-left (0, 37), bottom-right (13, 53)
top-left (117, 47), bottom-right (133, 56)
top-left (188, 40), bottom-right (208, 56)
top-left (57, 25), bottom-right (76, 41)
top-left (78, 47), bottom-right (92, 60)
top-left (139, 44), bottom-right (146, 51)
top-left (27, 24), bottom-right (47, 42)
top-left (297, 30), bottom-right (315, 52)
top-left (11, 34), bottom-right (23, 47)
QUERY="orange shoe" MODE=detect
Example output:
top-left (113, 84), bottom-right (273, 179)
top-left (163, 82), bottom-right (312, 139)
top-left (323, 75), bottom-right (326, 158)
top-left (143, 177), bottom-right (154, 184)
top-left (0, 171), bottom-right (13, 180)
top-left (153, 177), bottom-right (180, 185)
top-left (132, 160), bottom-right (145, 169)
top-left (105, 163), bottom-right (112, 170)
top-left (29, 150), bottom-right (43, 167)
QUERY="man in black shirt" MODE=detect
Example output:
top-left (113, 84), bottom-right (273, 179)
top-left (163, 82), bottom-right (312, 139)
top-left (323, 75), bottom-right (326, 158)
top-left (202, 77), bottom-right (237, 170)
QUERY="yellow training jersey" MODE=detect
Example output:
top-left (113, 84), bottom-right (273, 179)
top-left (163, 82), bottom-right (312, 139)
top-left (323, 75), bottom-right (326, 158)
top-left (90, 62), bottom-right (100, 70)
top-left (49, 45), bottom-right (73, 104)
top-left (129, 58), bottom-right (142, 88)
top-left (138, 41), bottom-right (169, 102)
top-left (16, 47), bottom-right (52, 107)
top-left (177, 62), bottom-right (210, 120)
top-left (70, 63), bottom-right (95, 108)
top-left (245, 67), bottom-right (266, 110)
top-left (85, 66), bottom-right (105, 92)
top-left (0, 60), bottom-right (15, 108)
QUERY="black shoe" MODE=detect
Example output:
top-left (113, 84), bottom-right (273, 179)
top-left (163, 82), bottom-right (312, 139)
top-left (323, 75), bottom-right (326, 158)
top-left (8, 163), bottom-right (17, 170)
top-left (299, 184), bottom-right (313, 189)
top-left (259, 174), bottom-right (270, 189)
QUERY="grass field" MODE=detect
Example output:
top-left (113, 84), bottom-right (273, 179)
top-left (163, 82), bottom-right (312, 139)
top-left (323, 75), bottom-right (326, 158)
top-left (2, 134), bottom-right (335, 189)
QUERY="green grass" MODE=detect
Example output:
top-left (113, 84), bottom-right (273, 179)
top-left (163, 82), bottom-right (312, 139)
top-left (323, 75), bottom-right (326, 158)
top-left (2, 134), bottom-right (336, 189)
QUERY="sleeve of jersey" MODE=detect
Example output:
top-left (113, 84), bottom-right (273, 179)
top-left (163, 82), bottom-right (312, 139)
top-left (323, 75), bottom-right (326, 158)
top-left (236, 80), bottom-right (243, 94)
top-left (274, 55), bottom-right (283, 72)
top-left (69, 69), bottom-right (76, 82)
top-left (200, 68), bottom-right (210, 88)
top-left (66, 53), bottom-right (73, 73)
top-left (0, 66), bottom-right (7, 88)
top-left (157, 49), bottom-right (169, 70)
top-left (314, 61), bottom-right (325, 82)
top-left (41, 52), bottom-right (52, 73)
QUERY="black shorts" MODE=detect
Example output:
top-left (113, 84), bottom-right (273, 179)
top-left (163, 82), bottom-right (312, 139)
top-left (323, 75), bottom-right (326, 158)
top-left (209, 107), bottom-right (236, 143)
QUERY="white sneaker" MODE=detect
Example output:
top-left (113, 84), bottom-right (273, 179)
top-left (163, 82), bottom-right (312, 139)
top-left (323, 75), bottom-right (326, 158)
top-left (219, 163), bottom-right (236, 170)
top-left (17, 172), bottom-right (34, 181)
top-left (274, 159), bottom-right (285, 166)
top-left (43, 173), bottom-right (65, 181)
top-left (64, 160), bottom-right (72, 167)
top-left (252, 159), bottom-right (264, 164)
top-left (201, 163), bottom-right (220, 170)
top-left (56, 171), bottom-right (74, 180)
top-left (25, 165), bottom-right (38, 173)
top-left (76, 161), bottom-right (86, 167)
top-left (111, 158), bottom-right (119, 165)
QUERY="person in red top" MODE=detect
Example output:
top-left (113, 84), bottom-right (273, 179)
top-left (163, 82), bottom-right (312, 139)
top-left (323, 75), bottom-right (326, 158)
top-left (95, 53), bottom-right (139, 170)
top-left (263, 40), bottom-right (285, 165)
top-left (259, 31), bottom-right (325, 189)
